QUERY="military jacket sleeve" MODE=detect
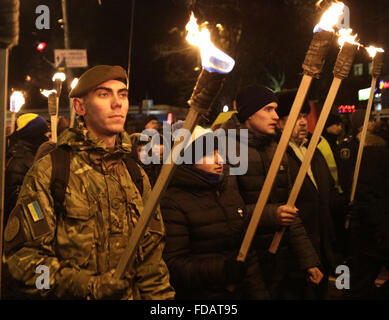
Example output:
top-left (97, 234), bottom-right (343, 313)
top-left (3, 155), bottom-right (175, 299)
top-left (4, 155), bottom-right (81, 298)
top-left (132, 166), bottom-right (175, 300)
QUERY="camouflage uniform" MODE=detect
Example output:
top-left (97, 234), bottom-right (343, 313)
top-left (3, 122), bottom-right (175, 299)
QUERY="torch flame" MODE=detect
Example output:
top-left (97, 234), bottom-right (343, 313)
top-left (365, 45), bottom-right (384, 58)
top-left (41, 89), bottom-right (57, 98)
top-left (338, 28), bottom-right (360, 47)
top-left (185, 12), bottom-right (235, 74)
top-left (71, 78), bottom-right (79, 89)
top-left (10, 91), bottom-right (25, 113)
top-left (52, 72), bottom-right (66, 82)
top-left (314, 2), bottom-right (345, 33)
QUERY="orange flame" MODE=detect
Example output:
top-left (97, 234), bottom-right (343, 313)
top-left (185, 12), bottom-right (234, 74)
top-left (40, 89), bottom-right (57, 98)
top-left (338, 28), bottom-right (360, 47)
top-left (365, 45), bottom-right (384, 58)
top-left (315, 0), bottom-right (324, 8)
top-left (314, 2), bottom-right (345, 33)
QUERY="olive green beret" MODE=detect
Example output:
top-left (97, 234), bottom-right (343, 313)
top-left (69, 65), bottom-right (127, 98)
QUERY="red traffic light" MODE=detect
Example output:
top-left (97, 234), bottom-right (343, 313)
top-left (36, 42), bottom-right (47, 52)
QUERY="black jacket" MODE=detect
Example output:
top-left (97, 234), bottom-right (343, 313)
top-left (221, 114), bottom-right (320, 270)
top-left (161, 165), bottom-right (269, 299)
top-left (286, 144), bottom-right (337, 271)
top-left (4, 138), bottom-right (42, 224)
top-left (350, 135), bottom-right (389, 260)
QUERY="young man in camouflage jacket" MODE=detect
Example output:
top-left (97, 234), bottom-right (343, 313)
top-left (3, 65), bottom-right (175, 300)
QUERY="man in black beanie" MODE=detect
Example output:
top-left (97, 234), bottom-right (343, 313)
top-left (318, 113), bottom-right (343, 190)
top-left (222, 85), bottom-right (323, 299)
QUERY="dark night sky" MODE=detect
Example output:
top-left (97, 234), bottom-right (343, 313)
top-left (7, 0), bottom-right (389, 112)
top-left (9, 0), bottom-right (190, 111)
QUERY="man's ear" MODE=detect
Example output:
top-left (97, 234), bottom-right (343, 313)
top-left (73, 98), bottom-right (86, 116)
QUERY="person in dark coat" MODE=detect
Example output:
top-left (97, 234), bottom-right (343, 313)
top-left (161, 132), bottom-right (270, 300)
top-left (276, 90), bottom-right (337, 299)
top-left (221, 85), bottom-right (323, 300)
top-left (4, 113), bottom-right (49, 224)
top-left (317, 113), bottom-right (349, 261)
top-left (34, 116), bottom-right (70, 161)
top-left (129, 132), bottom-right (163, 187)
top-left (345, 110), bottom-right (389, 299)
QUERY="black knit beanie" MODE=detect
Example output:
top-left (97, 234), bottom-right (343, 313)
top-left (351, 108), bottom-right (367, 131)
top-left (236, 85), bottom-right (278, 123)
top-left (324, 113), bottom-right (342, 130)
top-left (276, 89), bottom-right (310, 119)
top-left (143, 114), bottom-right (158, 127)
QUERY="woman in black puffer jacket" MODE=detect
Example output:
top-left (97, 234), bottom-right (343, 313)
top-left (160, 133), bottom-right (269, 300)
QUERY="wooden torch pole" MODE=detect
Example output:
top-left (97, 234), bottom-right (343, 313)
top-left (346, 51), bottom-right (385, 229)
top-left (237, 30), bottom-right (334, 262)
top-left (268, 42), bottom-right (359, 254)
top-left (114, 69), bottom-right (228, 280)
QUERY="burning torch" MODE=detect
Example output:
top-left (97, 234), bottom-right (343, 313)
top-left (237, 2), bottom-right (345, 262)
top-left (40, 89), bottom-right (57, 141)
top-left (50, 72), bottom-right (66, 143)
top-left (269, 28), bottom-right (360, 254)
top-left (9, 90), bottom-right (25, 134)
top-left (346, 46), bottom-right (385, 229)
top-left (69, 77), bottom-right (79, 128)
top-left (114, 12), bottom-right (235, 280)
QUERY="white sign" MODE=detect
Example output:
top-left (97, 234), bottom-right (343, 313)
top-left (54, 49), bottom-right (88, 68)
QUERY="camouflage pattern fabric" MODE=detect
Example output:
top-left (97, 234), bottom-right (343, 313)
top-left (3, 120), bottom-right (175, 300)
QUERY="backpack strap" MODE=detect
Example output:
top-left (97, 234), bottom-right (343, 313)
top-left (50, 147), bottom-right (71, 216)
top-left (123, 155), bottom-right (144, 196)
top-left (49, 147), bottom-right (143, 217)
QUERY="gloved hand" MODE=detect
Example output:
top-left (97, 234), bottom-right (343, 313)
top-left (88, 269), bottom-right (130, 300)
top-left (222, 259), bottom-right (248, 284)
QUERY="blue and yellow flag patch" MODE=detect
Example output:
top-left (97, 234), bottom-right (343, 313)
top-left (27, 201), bottom-right (44, 222)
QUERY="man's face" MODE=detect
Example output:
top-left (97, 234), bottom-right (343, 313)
top-left (279, 113), bottom-right (308, 144)
top-left (75, 80), bottom-right (129, 139)
top-left (194, 150), bottom-right (224, 175)
top-left (326, 123), bottom-right (342, 135)
top-left (145, 120), bottom-right (159, 131)
top-left (244, 102), bottom-right (279, 135)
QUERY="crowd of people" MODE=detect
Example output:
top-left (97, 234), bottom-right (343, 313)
top-left (2, 64), bottom-right (389, 300)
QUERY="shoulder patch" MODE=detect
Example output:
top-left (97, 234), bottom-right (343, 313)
top-left (27, 201), bottom-right (44, 222)
top-left (4, 215), bottom-right (20, 242)
top-left (22, 199), bottom-right (51, 240)
top-left (3, 205), bottom-right (28, 255)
